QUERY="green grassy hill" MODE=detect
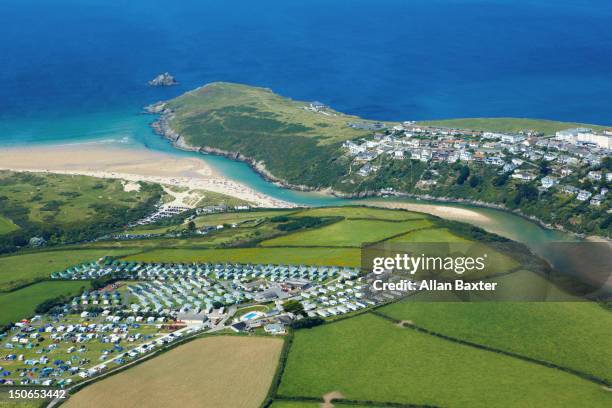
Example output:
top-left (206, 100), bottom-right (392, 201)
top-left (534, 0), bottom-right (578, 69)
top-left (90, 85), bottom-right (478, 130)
top-left (162, 82), bottom-right (379, 187)
top-left (0, 171), bottom-right (163, 254)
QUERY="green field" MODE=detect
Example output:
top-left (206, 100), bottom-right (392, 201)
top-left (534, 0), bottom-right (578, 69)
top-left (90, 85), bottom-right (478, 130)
top-left (278, 313), bottom-right (611, 407)
top-left (0, 248), bottom-right (141, 291)
top-left (92, 227), bottom-right (279, 249)
top-left (269, 403), bottom-right (382, 408)
top-left (388, 227), bottom-right (468, 242)
top-left (193, 209), bottom-right (294, 227)
top-left (294, 206), bottom-right (428, 221)
top-left (0, 281), bottom-right (89, 326)
top-left (419, 117), bottom-right (605, 135)
top-left (378, 299), bottom-right (612, 382)
top-left (0, 215), bottom-right (19, 235)
top-left (123, 247), bottom-right (361, 267)
top-left (261, 219), bottom-right (432, 247)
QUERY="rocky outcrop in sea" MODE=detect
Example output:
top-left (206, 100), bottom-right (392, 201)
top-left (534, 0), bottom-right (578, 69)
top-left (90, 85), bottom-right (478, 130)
top-left (148, 72), bottom-right (178, 87)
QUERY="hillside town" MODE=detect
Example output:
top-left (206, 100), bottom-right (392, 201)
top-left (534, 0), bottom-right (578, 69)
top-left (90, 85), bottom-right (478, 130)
top-left (342, 123), bottom-right (611, 208)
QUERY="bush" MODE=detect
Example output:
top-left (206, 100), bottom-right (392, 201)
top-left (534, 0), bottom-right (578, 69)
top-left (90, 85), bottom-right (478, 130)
top-left (283, 300), bottom-right (304, 315)
top-left (456, 165), bottom-right (470, 185)
top-left (468, 175), bottom-right (481, 188)
top-left (270, 215), bottom-right (290, 223)
top-left (35, 294), bottom-right (72, 314)
top-left (276, 216), bottom-right (325, 232)
top-left (291, 317), bottom-right (324, 329)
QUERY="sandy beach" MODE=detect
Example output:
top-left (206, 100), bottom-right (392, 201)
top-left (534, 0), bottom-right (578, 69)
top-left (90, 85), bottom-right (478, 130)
top-left (0, 143), bottom-right (295, 208)
top-left (364, 200), bottom-right (493, 225)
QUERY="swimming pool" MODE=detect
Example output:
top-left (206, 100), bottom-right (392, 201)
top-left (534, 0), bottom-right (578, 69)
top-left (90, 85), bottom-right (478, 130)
top-left (242, 311), bottom-right (260, 320)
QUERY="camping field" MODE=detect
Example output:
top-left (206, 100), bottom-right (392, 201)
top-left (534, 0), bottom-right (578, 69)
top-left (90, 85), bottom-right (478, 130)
top-left (378, 299), bottom-right (612, 382)
top-left (277, 313), bottom-right (611, 407)
top-left (0, 281), bottom-right (89, 326)
top-left (0, 248), bottom-right (141, 291)
top-left (63, 336), bottom-right (284, 408)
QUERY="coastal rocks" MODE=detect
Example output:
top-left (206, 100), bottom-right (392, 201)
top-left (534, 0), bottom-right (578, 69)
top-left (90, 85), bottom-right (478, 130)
top-left (144, 101), bottom-right (167, 114)
top-left (147, 107), bottom-right (200, 153)
top-left (148, 72), bottom-right (178, 87)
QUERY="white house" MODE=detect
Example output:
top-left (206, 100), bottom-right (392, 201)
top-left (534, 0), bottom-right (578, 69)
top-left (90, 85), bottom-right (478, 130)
top-left (590, 195), bottom-right (604, 206)
top-left (541, 176), bottom-right (557, 189)
top-left (511, 171), bottom-right (536, 181)
top-left (577, 190), bottom-right (592, 201)
top-left (501, 134), bottom-right (526, 144)
top-left (264, 323), bottom-right (286, 335)
top-left (587, 171), bottom-right (602, 181)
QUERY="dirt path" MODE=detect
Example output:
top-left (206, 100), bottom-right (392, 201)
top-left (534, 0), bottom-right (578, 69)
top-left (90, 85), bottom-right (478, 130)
top-left (321, 391), bottom-right (345, 408)
top-left (396, 319), bottom-right (414, 328)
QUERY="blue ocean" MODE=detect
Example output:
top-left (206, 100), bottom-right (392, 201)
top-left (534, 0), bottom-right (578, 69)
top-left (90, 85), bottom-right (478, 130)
top-left (1, 0), bottom-right (612, 146)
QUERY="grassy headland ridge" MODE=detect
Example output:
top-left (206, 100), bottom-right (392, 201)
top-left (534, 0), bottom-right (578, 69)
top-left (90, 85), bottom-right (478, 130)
top-left (149, 82), bottom-right (611, 237)
top-left (148, 82), bottom-right (382, 189)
